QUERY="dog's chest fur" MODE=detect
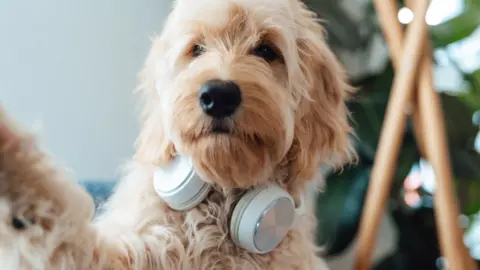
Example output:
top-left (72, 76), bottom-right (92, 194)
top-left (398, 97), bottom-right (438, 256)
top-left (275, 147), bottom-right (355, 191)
top-left (140, 167), bottom-right (325, 270)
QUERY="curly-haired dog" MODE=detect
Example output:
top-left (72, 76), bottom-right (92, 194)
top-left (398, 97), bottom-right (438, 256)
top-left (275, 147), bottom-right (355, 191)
top-left (0, 0), bottom-right (354, 269)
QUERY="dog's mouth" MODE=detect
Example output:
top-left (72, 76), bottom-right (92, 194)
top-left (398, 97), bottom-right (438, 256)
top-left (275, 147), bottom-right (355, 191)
top-left (210, 121), bottom-right (232, 134)
top-left (178, 117), bottom-right (269, 150)
top-left (196, 121), bottom-right (264, 146)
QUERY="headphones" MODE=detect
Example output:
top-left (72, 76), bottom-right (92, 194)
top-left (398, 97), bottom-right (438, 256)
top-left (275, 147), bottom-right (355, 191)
top-left (153, 156), bottom-right (305, 254)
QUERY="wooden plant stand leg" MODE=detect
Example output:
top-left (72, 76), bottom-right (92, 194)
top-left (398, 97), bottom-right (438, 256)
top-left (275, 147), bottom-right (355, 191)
top-left (416, 48), bottom-right (476, 270)
top-left (354, 0), bottom-right (476, 269)
top-left (354, 1), bottom-right (430, 268)
top-left (370, 0), bottom-right (427, 158)
top-left (403, 2), bottom-right (475, 269)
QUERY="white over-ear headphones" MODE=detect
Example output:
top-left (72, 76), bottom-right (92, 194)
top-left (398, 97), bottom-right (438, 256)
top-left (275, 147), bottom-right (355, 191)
top-left (153, 156), bottom-right (305, 254)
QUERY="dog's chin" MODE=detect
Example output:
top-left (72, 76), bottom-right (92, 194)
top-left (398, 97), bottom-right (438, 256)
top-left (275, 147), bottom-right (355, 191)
top-left (183, 130), bottom-right (274, 189)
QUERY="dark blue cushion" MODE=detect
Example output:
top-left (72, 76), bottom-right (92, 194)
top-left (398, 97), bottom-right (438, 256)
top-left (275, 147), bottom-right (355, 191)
top-left (78, 180), bottom-right (117, 208)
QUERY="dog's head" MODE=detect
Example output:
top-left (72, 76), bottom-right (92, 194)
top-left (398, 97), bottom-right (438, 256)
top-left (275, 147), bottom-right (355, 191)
top-left (135, 0), bottom-right (354, 189)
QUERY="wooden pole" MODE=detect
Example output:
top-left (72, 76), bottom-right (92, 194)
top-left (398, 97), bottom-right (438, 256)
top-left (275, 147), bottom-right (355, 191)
top-left (415, 47), bottom-right (477, 270)
top-left (354, 1), bottom-right (430, 269)
top-left (370, 0), bottom-right (426, 158)
top-left (403, 2), bottom-right (475, 269)
top-left (355, 0), bottom-right (476, 269)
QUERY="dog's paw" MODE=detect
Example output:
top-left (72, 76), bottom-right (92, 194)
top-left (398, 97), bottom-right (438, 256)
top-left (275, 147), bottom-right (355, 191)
top-left (0, 113), bottom-right (63, 219)
top-left (0, 109), bottom-right (95, 257)
top-left (0, 197), bottom-right (53, 269)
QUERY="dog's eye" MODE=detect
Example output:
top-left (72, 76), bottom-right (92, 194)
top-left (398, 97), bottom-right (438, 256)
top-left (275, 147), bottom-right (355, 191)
top-left (252, 43), bottom-right (279, 62)
top-left (191, 44), bottom-right (205, 57)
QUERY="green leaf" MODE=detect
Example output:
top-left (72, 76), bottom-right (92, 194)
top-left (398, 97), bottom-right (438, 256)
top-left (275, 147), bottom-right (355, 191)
top-left (460, 70), bottom-right (480, 111)
top-left (450, 148), bottom-right (480, 179)
top-left (463, 180), bottom-right (480, 216)
top-left (472, 69), bottom-right (480, 87)
top-left (316, 166), bottom-right (370, 256)
top-left (466, 0), bottom-right (480, 9)
top-left (348, 63), bottom-right (395, 158)
top-left (430, 8), bottom-right (480, 47)
top-left (455, 176), bottom-right (480, 217)
top-left (441, 93), bottom-right (478, 147)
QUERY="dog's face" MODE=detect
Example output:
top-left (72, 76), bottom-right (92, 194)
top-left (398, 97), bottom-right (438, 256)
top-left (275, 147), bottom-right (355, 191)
top-left (136, 0), bottom-right (354, 189)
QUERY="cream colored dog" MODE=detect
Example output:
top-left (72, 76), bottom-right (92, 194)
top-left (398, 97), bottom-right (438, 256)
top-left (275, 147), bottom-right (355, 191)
top-left (0, 0), bottom-right (354, 269)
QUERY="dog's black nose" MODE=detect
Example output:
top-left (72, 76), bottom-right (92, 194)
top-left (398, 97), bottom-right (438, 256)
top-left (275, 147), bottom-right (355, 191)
top-left (198, 80), bottom-right (242, 118)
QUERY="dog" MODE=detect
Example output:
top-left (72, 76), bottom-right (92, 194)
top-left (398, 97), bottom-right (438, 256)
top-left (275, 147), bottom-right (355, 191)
top-left (0, 0), bottom-right (354, 269)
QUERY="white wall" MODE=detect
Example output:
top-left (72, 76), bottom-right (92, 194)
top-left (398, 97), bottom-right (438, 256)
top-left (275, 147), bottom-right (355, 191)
top-left (0, 0), bottom-right (171, 180)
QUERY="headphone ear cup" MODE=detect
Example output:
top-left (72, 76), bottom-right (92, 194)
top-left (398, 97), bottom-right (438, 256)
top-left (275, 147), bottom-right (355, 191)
top-left (153, 156), bottom-right (211, 210)
top-left (230, 188), bottom-right (263, 248)
top-left (229, 186), bottom-right (296, 254)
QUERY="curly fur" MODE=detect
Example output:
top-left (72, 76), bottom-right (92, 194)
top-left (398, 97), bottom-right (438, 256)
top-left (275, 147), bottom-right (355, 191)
top-left (0, 0), bottom-right (354, 269)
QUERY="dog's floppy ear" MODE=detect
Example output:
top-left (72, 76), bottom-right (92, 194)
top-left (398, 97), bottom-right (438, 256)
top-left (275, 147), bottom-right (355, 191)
top-left (134, 38), bottom-right (175, 166)
top-left (288, 7), bottom-right (355, 182)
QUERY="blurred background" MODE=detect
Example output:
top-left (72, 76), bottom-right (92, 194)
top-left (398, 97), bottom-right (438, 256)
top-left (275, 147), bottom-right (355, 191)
top-left (0, 0), bottom-right (479, 269)
top-left (309, 0), bottom-right (480, 269)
